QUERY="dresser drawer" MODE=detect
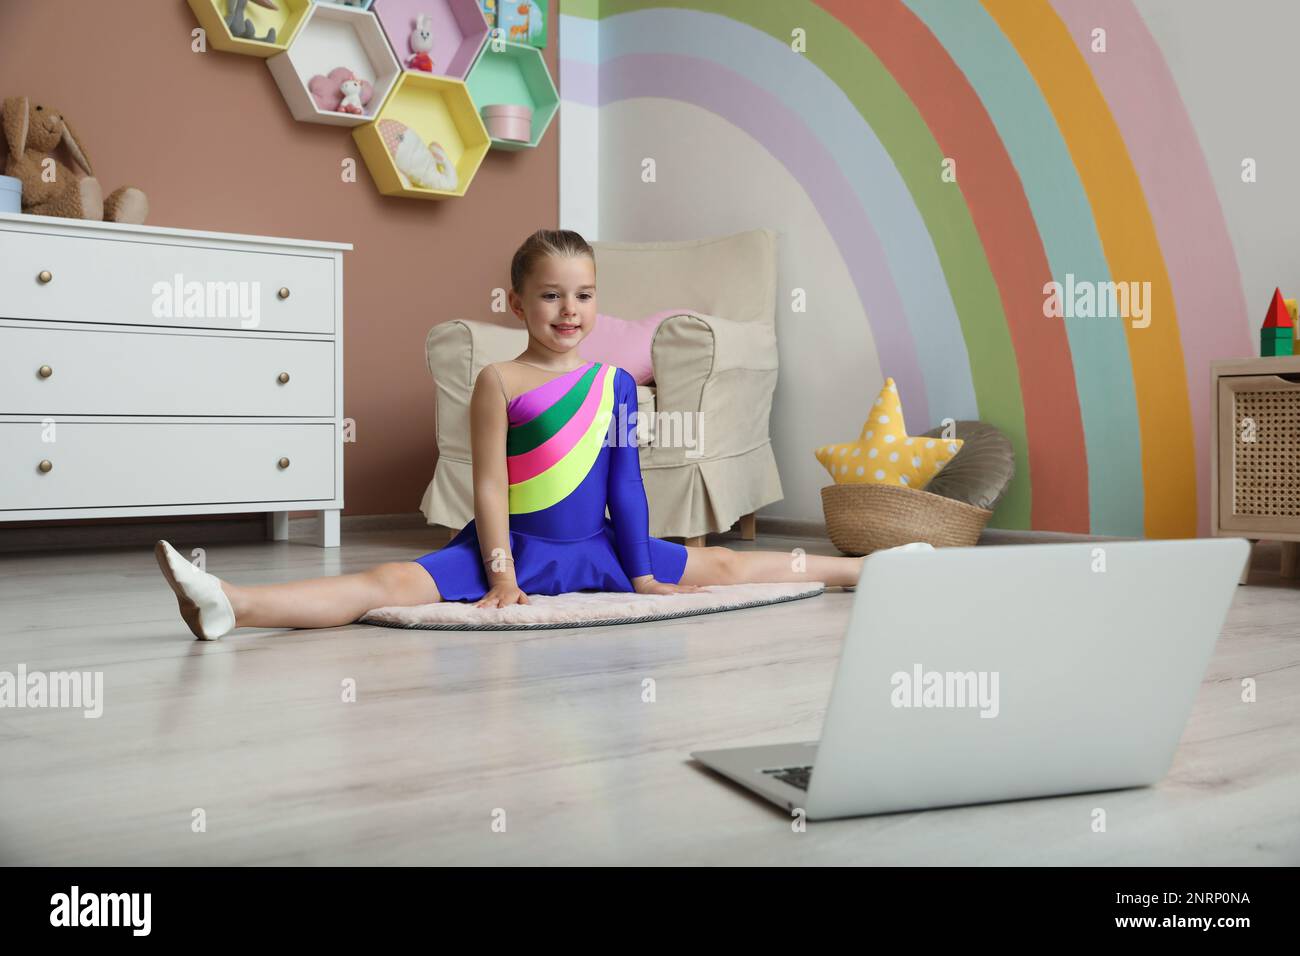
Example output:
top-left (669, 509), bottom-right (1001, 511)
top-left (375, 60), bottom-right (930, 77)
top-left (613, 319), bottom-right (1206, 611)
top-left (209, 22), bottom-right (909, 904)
top-left (0, 325), bottom-right (335, 416)
top-left (1, 421), bottom-right (335, 510)
top-left (0, 230), bottom-right (334, 334)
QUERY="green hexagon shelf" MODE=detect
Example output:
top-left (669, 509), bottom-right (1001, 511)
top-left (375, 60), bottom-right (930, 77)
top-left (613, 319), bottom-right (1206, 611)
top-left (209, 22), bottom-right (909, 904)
top-left (465, 36), bottom-right (557, 151)
top-left (188, 0), bottom-right (313, 57)
top-left (352, 71), bottom-right (490, 199)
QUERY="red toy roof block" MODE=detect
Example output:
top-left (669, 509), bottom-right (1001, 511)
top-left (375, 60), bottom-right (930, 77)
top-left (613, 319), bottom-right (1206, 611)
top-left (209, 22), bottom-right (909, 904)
top-left (1263, 287), bottom-right (1294, 328)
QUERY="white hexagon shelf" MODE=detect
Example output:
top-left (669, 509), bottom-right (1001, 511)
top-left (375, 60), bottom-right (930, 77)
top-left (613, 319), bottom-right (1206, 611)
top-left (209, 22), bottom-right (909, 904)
top-left (267, 3), bottom-right (400, 126)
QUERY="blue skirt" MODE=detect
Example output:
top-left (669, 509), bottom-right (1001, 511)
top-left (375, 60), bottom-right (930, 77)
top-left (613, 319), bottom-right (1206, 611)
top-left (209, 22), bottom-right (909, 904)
top-left (413, 517), bottom-right (690, 602)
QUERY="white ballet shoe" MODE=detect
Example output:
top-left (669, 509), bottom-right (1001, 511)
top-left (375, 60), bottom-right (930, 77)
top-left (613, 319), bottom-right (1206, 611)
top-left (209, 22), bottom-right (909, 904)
top-left (154, 540), bottom-right (237, 640)
top-left (845, 542), bottom-right (935, 590)
top-left (879, 541), bottom-right (936, 554)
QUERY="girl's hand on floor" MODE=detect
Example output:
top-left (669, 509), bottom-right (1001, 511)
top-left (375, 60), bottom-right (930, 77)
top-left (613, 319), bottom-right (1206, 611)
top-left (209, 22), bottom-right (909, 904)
top-left (475, 583), bottom-right (531, 608)
top-left (632, 578), bottom-right (709, 596)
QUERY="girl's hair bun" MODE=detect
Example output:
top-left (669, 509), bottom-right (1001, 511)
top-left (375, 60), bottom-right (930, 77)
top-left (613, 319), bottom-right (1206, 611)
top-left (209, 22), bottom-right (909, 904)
top-left (511, 229), bottom-right (595, 294)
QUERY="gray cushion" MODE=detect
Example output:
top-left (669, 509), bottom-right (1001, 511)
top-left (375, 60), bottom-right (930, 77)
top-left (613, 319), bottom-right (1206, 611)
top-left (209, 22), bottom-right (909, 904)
top-left (918, 420), bottom-right (1015, 511)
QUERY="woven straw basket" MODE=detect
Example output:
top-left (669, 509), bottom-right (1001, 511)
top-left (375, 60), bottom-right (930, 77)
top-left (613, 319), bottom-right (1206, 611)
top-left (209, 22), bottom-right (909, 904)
top-left (820, 483), bottom-right (992, 556)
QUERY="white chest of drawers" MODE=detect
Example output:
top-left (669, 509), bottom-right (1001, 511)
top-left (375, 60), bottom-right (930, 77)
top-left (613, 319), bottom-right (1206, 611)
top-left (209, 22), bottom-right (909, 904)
top-left (0, 213), bottom-right (349, 547)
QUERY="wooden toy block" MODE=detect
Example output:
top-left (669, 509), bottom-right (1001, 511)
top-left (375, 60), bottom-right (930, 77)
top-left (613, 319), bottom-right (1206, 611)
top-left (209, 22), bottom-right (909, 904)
top-left (1261, 328), bottom-right (1294, 356)
top-left (1262, 288), bottom-right (1293, 328)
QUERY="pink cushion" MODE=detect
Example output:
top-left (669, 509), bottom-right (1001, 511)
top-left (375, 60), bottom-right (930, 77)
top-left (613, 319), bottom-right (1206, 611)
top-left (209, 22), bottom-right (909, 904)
top-left (577, 309), bottom-right (697, 385)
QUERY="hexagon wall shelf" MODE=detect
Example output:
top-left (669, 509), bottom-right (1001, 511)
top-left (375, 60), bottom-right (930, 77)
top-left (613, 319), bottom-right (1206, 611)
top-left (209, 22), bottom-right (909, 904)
top-left (465, 37), bottom-right (557, 150)
top-left (371, 0), bottom-right (490, 79)
top-left (267, 3), bottom-right (400, 125)
top-left (352, 72), bottom-right (489, 199)
top-left (188, 0), bottom-right (313, 58)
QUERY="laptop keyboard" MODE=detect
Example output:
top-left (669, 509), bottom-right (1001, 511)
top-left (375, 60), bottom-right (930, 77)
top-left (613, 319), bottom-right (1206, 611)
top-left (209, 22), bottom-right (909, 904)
top-left (762, 765), bottom-right (813, 791)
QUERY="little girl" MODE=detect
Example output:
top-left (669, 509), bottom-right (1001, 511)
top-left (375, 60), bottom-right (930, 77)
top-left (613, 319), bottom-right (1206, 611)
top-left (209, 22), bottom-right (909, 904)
top-left (155, 229), bottom-right (865, 639)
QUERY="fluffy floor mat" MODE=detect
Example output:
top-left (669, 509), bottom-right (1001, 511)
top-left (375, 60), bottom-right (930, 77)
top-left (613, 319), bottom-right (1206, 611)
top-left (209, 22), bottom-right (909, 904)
top-left (360, 581), bottom-right (826, 631)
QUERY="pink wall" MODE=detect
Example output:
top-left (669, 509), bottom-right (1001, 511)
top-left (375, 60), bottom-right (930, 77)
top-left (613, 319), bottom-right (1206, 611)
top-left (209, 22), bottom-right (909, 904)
top-left (0, 0), bottom-right (558, 530)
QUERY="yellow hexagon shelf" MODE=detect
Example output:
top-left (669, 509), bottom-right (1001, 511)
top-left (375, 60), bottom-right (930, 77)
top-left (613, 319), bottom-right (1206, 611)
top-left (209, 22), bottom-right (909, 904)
top-left (352, 71), bottom-right (490, 199)
top-left (188, 0), bottom-right (313, 58)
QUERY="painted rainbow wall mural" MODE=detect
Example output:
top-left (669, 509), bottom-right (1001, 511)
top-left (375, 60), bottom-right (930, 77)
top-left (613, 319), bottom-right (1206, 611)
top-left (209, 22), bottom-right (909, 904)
top-left (559, 0), bottom-right (1253, 538)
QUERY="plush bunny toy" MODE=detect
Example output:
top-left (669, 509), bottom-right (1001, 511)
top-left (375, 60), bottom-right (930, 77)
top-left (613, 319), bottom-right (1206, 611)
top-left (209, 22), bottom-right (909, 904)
top-left (337, 75), bottom-right (368, 115)
top-left (1, 96), bottom-right (148, 223)
top-left (408, 15), bottom-right (435, 72)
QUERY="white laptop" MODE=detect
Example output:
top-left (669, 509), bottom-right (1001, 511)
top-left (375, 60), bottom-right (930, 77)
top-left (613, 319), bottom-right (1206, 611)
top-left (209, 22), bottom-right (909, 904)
top-left (691, 537), bottom-right (1250, 821)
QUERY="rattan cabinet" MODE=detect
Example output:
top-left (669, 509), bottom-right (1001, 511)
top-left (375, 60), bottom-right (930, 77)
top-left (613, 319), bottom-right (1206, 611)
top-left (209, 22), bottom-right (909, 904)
top-left (1211, 356), bottom-right (1300, 583)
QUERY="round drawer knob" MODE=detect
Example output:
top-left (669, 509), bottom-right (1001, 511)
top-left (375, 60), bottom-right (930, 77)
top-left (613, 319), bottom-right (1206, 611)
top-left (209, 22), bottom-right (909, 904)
top-left (38, 460), bottom-right (53, 473)
top-left (38, 270), bottom-right (53, 284)
top-left (277, 371), bottom-right (290, 384)
top-left (277, 287), bottom-right (291, 300)
top-left (38, 365), bottom-right (53, 378)
top-left (278, 457), bottom-right (291, 469)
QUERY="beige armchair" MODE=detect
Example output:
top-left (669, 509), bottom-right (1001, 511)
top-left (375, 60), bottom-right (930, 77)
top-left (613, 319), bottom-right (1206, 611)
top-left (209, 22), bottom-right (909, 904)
top-left (419, 228), bottom-right (784, 545)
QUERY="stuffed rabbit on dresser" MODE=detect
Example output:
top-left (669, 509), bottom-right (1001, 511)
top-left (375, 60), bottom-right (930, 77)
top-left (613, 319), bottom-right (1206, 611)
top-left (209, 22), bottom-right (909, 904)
top-left (1, 96), bottom-right (148, 223)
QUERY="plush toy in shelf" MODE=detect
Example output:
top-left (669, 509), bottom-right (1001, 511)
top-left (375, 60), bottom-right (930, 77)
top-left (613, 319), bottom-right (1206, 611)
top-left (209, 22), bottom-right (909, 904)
top-left (377, 119), bottom-right (457, 191)
top-left (408, 15), bottom-right (435, 72)
top-left (1260, 287), bottom-right (1294, 357)
top-left (424, 141), bottom-right (456, 190)
top-left (337, 75), bottom-right (370, 115)
top-left (1, 96), bottom-right (148, 223)
top-left (308, 67), bottom-right (375, 114)
top-left (226, 0), bottom-right (279, 44)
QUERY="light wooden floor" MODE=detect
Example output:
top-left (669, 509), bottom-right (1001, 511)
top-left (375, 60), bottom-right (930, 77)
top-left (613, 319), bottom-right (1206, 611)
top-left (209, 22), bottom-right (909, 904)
top-left (1, 527), bottom-right (1297, 865)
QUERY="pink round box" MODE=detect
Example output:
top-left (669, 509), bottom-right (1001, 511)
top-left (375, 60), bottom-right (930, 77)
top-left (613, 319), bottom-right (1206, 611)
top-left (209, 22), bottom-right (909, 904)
top-left (481, 104), bottom-right (533, 143)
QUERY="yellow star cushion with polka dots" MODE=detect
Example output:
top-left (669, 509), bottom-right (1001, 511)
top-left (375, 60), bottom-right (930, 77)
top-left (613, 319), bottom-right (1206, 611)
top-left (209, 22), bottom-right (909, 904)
top-left (814, 378), bottom-right (963, 489)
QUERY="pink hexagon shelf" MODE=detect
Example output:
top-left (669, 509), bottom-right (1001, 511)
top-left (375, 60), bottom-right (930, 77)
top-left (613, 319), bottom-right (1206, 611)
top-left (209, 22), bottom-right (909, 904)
top-left (371, 0), bottom-right (490, 80)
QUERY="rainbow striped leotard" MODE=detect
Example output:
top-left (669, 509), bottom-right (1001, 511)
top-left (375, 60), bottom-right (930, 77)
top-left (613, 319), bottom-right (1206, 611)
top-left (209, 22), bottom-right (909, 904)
top-left (413, 361), bottom-right (688, 601)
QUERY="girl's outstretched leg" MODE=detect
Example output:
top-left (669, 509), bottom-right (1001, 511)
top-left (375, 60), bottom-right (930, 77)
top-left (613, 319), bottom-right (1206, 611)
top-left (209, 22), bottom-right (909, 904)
top-left (678, 545), bottom-right (864, 589)
top-left (223, 561), bottom-right (441, 630)
top-left (155, 539), bottom-right (441, 639)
